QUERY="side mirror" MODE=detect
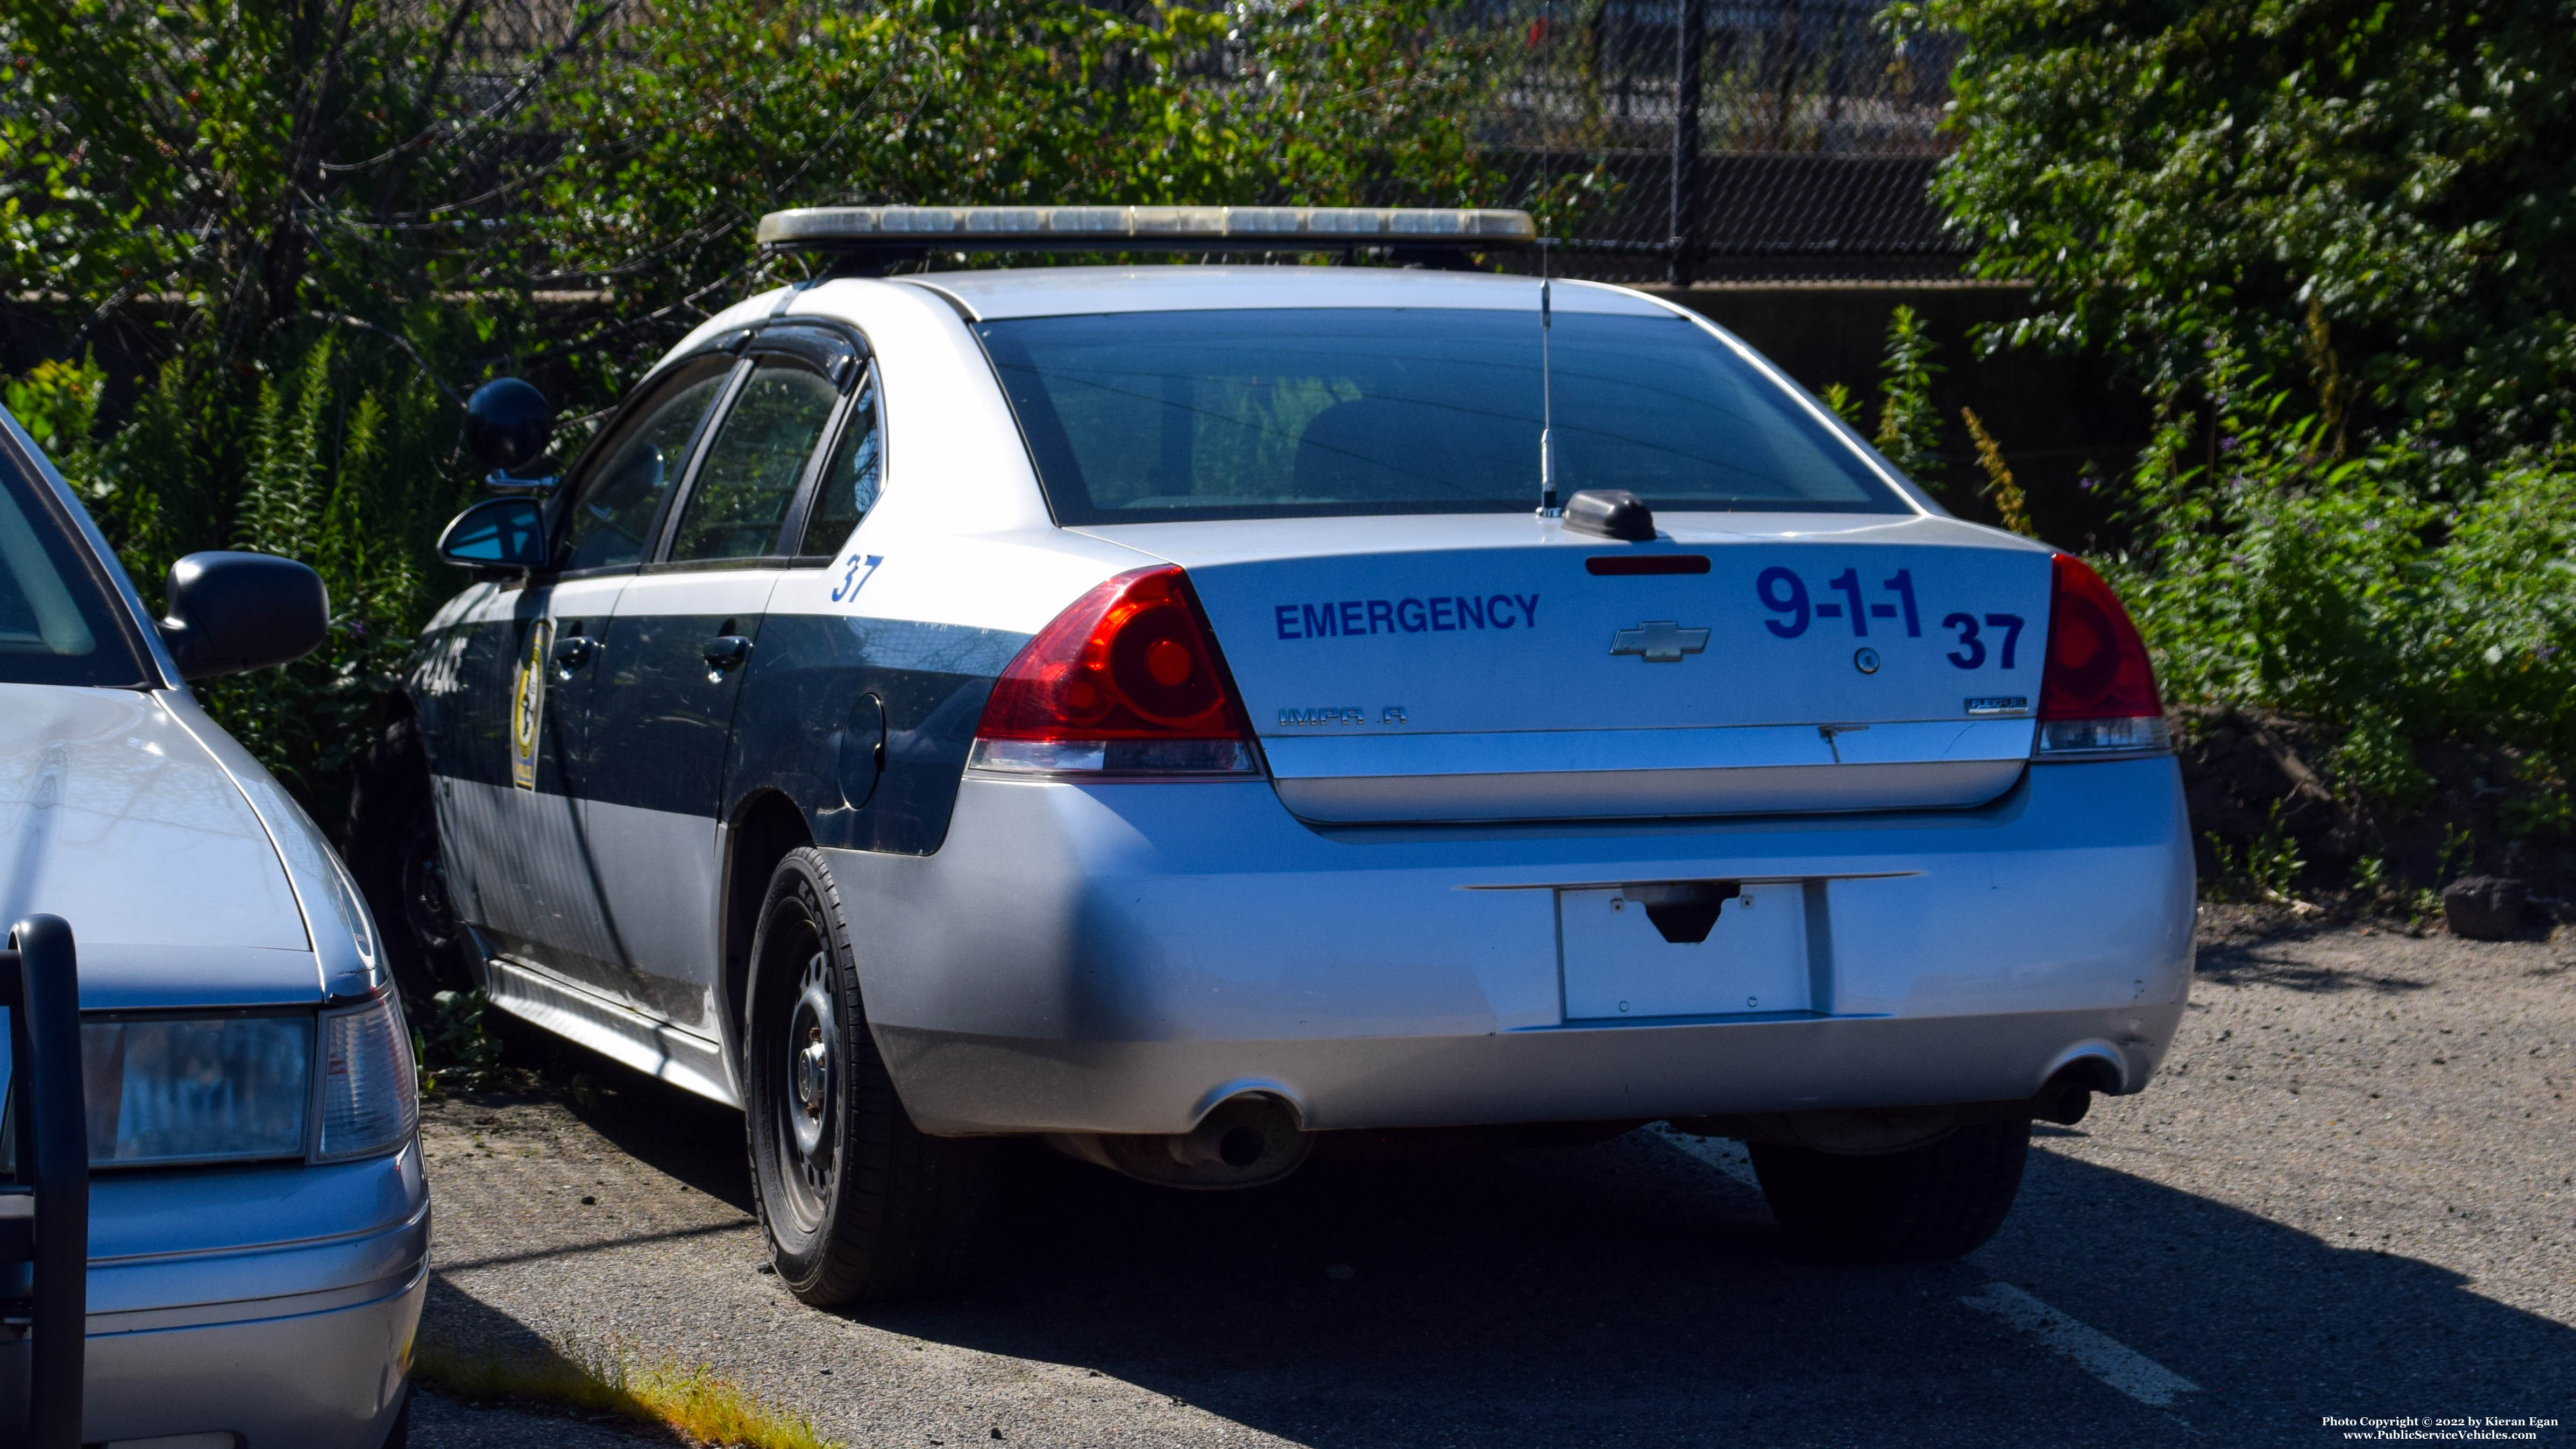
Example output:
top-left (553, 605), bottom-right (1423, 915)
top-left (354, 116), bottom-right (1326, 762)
top-left (437, 496), bottom-right (549, 573)
top-left (160, 551), bottom-right (330, 682)
top-left (465, 378), bottom-right (556, 491)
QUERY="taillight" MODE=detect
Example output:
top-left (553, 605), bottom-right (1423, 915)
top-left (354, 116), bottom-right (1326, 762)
top-left (2035, 553), bottom-right (2169, 757)
top-left (970, 565), bottom-right (1258, 776)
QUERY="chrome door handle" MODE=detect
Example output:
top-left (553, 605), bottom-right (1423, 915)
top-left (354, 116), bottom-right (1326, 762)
top-left (701, 635), bottom-right (751, 672)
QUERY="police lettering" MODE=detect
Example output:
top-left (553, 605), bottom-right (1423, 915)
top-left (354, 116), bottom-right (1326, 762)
top-left (1274, 593), bottom-right (1539, 640)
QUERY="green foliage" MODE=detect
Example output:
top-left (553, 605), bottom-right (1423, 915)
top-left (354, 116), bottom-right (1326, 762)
top-left (3, 357), bottom-right (108, 476)
top-left (1818, 382), bottom-right (1864, 427)
top-left (2332, 708), bottom-right (2434, 815)
top-left (1958, 405), bottom-right (2031, 536)
top-left (1872, 304), bottom-right (1945, 486)
top-left (421, 989), bottom-right (506, 1093)
top-left (2210, 800), bottom-right (2305, 902)
top-left (196, 338), bottom-right (459, 808)
top-left (1924, 0), bottom-right (2576, 878)
top-left (513, 0), bottom-right (1511, 345)
top-left (0, 0), bottom-right (1511, 818)
top-left (1918, 0), bottom-right (2576, 458)
top-left (2108, 363), bottom-right (2576, 826)
top-left (2436, 822), bottom-right (2474, 885)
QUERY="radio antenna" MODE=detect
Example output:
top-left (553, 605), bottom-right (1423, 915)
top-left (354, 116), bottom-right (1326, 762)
top-left (1536, 237), bottom-right (1560, 518)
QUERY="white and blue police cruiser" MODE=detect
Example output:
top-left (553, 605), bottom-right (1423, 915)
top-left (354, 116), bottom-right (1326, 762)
top-left (365, 205), bottom-right (2192, 1305)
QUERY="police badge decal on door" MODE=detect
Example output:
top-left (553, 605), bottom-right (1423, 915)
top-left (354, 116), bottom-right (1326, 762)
top-left (511, 619), bottom-right (551, 790)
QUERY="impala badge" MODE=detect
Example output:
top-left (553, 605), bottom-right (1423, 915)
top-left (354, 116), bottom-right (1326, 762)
top-left (1610, 620), bottom-right (1710, 664)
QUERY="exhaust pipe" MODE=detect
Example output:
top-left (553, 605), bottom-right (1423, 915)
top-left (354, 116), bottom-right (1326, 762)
top-left (1046, 1093), bottom-right (1310, 1189)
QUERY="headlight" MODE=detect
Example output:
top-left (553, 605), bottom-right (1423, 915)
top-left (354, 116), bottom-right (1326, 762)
top-left (47, 992), bottom-right (418, 1169)
top-left (316, 991), bottom-right (418, 1162)
top-left (80, 1013), bottom-right (312, 1167)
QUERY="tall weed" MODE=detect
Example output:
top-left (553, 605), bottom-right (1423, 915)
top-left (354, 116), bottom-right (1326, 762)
top-left (2109, 365), bottom-right (2576, 882)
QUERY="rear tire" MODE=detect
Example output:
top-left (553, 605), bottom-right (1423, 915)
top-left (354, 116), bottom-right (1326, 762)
top-left (347, 713), bottom-right (469, 1009)
top-left (743, 847), bottom-right (997, 1305)
top-left (1749, 1119), bottom-right (2030, 1263)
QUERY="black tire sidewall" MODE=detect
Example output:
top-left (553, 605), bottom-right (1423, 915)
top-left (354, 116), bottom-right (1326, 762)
top-left (743, 848), bottom-right (864, 1291)
top-left (347, 714), bottom-right (465, 1006)
top-left (1750, 1118), bottom-right (2032, 1263)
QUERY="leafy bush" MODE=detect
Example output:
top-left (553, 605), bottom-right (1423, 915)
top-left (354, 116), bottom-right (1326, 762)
top-left (1914, 0), bottom-right (2576, 459)
top-left (2104, 364), bottom-right (2576, 890)
top-left (1920, 0), bottom-right (2576, 898)
top-left (0, 0), bottom-right (1514, 823)
top-left (1871, 303), bottom-right (1946, 487)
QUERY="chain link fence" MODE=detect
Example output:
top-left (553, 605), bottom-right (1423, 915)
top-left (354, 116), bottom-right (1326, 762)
top-left (381, 0), bottom-right (1968, 284)
top-left (1469, 0), bottom-right (1967, 282)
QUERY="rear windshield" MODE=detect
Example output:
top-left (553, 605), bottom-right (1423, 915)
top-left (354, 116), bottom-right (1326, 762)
top-left (0, 439), bottom-right (150, 687)
top-left (976, 307), bottom-right (1906, 525)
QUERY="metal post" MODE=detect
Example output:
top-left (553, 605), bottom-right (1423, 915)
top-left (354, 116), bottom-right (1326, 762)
top-left (1670, 0), bottom-right (1706, 286)
top-left (5, 915), bottom-right (86, 1449)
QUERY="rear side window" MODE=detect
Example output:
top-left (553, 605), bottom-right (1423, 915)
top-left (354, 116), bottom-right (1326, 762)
top-left (559, 357), bottom-right (734, 572)
top-left (670, 358), bottom-right (840, 563)
top-left (0, 441), bottom-right (149, 687)
top-left (798, 368), bottom-right (881, 558)
top-left (976, 308), bottom-right (1905, 524)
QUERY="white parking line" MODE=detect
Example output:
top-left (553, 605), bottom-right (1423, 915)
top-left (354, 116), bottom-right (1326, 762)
top-left (1958, 1282), bottom-right (2201, 1408)
top-left (1645, 1124), bottom-right (2201, 1411)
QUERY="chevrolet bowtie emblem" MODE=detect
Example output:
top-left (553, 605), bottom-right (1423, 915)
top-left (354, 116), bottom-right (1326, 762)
top-left (1610, 620), bottom-right (1711, 663)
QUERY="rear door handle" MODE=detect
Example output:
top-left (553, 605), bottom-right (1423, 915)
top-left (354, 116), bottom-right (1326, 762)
top-left (550, 635), bottom-right (595, 673)
top-left (701, 635), bottom-right (752, 672)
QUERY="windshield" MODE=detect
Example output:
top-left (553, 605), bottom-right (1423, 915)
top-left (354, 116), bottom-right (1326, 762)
top-left (0, 439), bottom-right (150, 687)
top-left (976, 307), bottom-right (1907, 525)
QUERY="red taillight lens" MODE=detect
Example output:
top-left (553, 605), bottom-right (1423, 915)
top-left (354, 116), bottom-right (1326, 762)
top-left (972, 566), bottom-right (1257, 775)
top-left (2036, 553), bottom-right (2168, 756)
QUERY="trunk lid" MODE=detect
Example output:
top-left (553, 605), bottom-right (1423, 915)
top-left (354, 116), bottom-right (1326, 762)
top-left (1081, 513), bottom-right (2055, 823)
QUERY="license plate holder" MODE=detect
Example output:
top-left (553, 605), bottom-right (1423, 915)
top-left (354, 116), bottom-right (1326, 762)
top-left (1559, 883), bottom-right (1810, 1020)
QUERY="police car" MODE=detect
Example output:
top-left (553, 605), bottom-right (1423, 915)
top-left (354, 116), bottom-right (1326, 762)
top-left (362, 205), bottom-right (2193, 1305)
top-left (1, 409), bottom-right (424, 1446)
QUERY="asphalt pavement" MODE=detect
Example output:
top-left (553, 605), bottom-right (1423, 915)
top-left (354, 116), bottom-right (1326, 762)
top-left (411, 910), bottom-right (2575, 1447)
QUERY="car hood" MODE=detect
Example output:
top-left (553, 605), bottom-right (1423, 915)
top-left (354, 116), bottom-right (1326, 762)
top-left (0, 683), bottom-right (335, 1006)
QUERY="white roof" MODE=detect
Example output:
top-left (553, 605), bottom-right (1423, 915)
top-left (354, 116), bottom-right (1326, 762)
top-left (888, 265), bottom-right (1676, 321)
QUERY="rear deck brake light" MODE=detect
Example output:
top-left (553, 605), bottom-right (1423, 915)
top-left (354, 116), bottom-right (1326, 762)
top-left (2036, 553), bottom-right (2169, 757)
top-left (971, 565), bottom-right (1258, 776)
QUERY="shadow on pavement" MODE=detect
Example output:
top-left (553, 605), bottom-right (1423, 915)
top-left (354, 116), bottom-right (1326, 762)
top-left (851, 1135), bottom-right (2567, 1448)
top-left (555, 1066), bottom-right (757, 1216)
top-left (508, 1043), bottom-right (2573, 1448)
top-left (2195, 938), bottom-right (2435, 996)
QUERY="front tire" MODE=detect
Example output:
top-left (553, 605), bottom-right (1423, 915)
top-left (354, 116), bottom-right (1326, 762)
top-left (347, 713), bottom-right (468, 1008)
top-left (743, 847), bottom-right (997, 1305)
top-left (1749, 1119), bottom-right (2031, 1263)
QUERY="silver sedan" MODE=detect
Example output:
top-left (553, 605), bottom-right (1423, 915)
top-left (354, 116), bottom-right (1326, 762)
top-left (0, 408), bottom-right (424, 1448)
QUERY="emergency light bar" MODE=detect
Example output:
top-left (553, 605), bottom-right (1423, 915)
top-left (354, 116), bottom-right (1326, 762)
top-left (756, 205), bottom-right (1536, 260)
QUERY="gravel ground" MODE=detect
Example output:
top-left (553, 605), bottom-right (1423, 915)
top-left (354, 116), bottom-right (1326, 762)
top-left (413, 911), bottom-right (2575, 1448)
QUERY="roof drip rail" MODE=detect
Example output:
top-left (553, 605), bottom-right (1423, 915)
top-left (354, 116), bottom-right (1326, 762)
top-left (756, 205), bottom-right (1537, 273)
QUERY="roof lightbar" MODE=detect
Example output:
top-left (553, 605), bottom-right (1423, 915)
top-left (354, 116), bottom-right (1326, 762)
top-left (756, 205), bottom-right (1536, 260)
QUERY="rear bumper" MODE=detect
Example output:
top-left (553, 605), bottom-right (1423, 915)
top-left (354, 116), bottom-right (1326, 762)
top-left (830, 757), bottom-right (2196, 1137)
top-left (0, 1143), bottom-right (431, 1447)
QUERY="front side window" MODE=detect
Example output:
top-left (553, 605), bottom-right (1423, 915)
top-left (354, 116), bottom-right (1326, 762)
top-left (0, 444), bottom-right (148, 686)
top-left (976, 307), bottom-right (1905, 524)
top-left (798, 368), bottom-right (881, 558)
top-left (669, 358), bottom-right (841, 564)
top-left (558, 358), bottom-right (734, 572)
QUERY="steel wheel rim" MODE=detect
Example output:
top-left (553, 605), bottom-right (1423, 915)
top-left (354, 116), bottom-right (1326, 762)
top-left (774, 938), bottom-right (837, 1231)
